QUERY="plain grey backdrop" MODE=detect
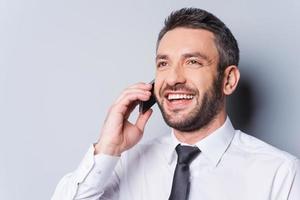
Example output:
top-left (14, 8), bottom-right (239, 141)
top-left (1, 0), bottom-right (300, 199)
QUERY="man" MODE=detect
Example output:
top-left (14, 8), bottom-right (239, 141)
top-left (52, 8), bottom-right (300, 200)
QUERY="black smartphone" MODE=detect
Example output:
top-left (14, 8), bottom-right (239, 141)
top-left (139, 80), bottom-right (156, 113)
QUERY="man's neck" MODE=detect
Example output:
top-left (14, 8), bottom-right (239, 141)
top-left (173, 110), bottom-right (227, 145)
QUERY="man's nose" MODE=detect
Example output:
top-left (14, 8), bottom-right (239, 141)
top-left (166, 65), bottom-right (186, 86)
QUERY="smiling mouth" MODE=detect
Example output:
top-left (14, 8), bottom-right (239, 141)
top-left (163, 92), bottom-right (195, 111)
top-left (167, 93), bottom-right (195, 101)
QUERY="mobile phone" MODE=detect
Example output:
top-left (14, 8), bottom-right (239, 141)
top-left (139, 80), bottom-right (156, 113)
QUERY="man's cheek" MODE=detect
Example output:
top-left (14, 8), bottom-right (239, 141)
top-left (154, 78), bottom-right (163, 96)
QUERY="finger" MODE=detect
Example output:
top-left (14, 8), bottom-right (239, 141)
top-left (123, 100), bottom-right (139, 119)
top-left (113, 92), bottom-right (151, 115)
top-left (128, 82), bottom-right (153, 90)
top-left (115, 88), bottom-right (151, 104)
top-left (135, 108), bottom-right (153, 132)
top-left (116, 91), bottom-right (151, 107)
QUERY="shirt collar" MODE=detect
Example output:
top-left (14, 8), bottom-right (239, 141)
top-left (165, 117), bottom-right (235, 167)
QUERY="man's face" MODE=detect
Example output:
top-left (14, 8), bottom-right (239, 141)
top-left (154, 28), bottom-right (224, 132)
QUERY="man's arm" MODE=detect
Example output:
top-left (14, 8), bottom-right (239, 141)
top-left (51, 145), bottom-right (120, 200)
top-left (51, 82), bottom-right (153, 199)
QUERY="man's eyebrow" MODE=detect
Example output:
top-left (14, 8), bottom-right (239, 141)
top-left (182, 52), bottom-right (209, 60)
top-left (155, 54), bottom-right (169, 61)
top-left (156, 52), bottom-right (210, 62)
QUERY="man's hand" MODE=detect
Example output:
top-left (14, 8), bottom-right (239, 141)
top-left (94, 82), bottom-right (153, 156)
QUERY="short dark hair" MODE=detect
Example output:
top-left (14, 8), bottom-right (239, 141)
top-left (157, 8), bottom-right (239, 73)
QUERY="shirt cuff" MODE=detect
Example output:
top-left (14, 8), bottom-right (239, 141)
top-left (74, 144), bottom-right (120, 187)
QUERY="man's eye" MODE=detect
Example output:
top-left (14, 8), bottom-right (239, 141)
top-left (157, 61), bottom-right (168, 68)
top-left (187, 59), bottom-right (203, 66)
top-left (188, 60), bottom-right (198, 64)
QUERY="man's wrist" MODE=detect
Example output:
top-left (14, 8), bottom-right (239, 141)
top-left (94, 143), bottom-right (122, 157)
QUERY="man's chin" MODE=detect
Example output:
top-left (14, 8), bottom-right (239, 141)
top-left (162, 100), bottom-right (195, 114)
top-left (163, 110), bottom-right (194, 126)
top-left (163, 107), bottom-right (191, 119)
top-left (164, 117), bottom-right (196, 132)
top-left (158, 101), bottom-right (200, 130)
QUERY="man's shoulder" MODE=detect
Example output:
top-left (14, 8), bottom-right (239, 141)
top-left (231, 130), bottom-right (299, 167)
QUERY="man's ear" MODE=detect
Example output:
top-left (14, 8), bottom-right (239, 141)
top-left (222, 65), bottom-right (240, 95)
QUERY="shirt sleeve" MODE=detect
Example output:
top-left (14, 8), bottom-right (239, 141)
top-left (288, 158), bottom-right (300, 200)
top-left (51, 144), bottom-right (120, 200)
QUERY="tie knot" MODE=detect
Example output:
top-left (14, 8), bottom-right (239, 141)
top-left (175, 144), bottom-right (200, 165)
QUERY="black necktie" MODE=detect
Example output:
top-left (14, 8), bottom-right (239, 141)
top-left (169, 144), bottom-right (201, 200)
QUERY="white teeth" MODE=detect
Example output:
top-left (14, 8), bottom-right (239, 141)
top-left (168, 94), bottom-right (194, 100)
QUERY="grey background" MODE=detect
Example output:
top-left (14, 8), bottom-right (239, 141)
top-left (0, 0), bottom-right (299, 199)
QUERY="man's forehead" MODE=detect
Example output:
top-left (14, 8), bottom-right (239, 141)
top-left (156, 28), bottom-right (218, 59)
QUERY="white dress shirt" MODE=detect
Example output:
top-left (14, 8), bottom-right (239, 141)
top-left (52, 118), bottom-right (300, 200)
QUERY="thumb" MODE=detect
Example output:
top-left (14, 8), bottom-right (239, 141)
top-left (135, 109), bottom-right (153, 132)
